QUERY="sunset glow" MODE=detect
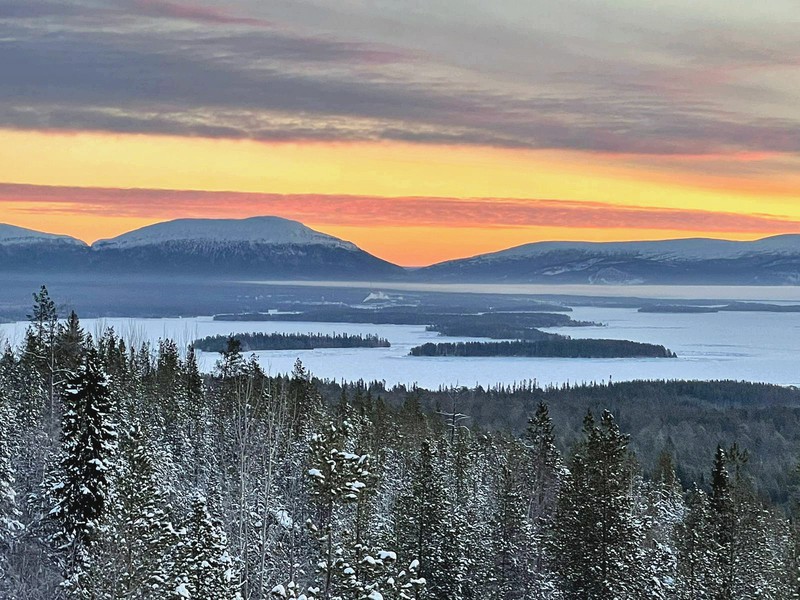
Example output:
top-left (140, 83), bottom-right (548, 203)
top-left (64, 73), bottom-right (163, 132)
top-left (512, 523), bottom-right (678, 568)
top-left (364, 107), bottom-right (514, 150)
top-left (2, 0), bottom-right (799, 265)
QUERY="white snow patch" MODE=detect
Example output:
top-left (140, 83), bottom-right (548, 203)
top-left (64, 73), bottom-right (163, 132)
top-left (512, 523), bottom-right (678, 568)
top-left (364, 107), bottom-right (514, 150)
top-left (0, 223), bottom-right (86, 246)
top-left (93, 216), bottom-right (357, 250)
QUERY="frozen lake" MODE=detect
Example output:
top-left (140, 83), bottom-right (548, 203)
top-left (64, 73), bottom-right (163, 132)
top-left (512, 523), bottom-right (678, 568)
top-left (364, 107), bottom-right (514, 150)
top-left (2, 308), bottom-right (800, 388)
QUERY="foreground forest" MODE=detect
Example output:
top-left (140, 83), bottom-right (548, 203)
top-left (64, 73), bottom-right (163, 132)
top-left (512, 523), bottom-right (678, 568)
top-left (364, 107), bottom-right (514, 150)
top-left (2, 288), bottom-right (800, 598)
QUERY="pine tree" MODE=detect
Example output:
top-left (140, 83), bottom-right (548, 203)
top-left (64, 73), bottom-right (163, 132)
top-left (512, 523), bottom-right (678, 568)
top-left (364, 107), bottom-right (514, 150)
top-left (217, 337), bottom-right (245, 380)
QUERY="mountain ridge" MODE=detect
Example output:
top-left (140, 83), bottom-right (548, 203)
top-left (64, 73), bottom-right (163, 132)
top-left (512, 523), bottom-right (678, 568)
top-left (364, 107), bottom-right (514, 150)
top-left (5, 218), bottom-right (800, 284)
top-left (0, 217), bottom-right (401, 279)
top-left (92, 216), bottom-right (357, 251)
top-left (419, 234), bottom-right (800, 284)
top-left (0, 223), bottom-right (87, 246)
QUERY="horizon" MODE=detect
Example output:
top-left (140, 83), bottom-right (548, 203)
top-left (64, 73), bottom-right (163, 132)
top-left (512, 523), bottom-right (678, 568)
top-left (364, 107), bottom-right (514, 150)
top-left (5, 214), bottom-right (800, 268)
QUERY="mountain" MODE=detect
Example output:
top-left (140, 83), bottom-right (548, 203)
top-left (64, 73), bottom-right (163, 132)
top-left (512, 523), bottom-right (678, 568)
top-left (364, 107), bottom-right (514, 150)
top-left (8, 219), bottom-right (800, 285)
top-left (0, 223), bottom-right (88, 272)
top-left (88, 216), bottom-right (403, 279)
top-left (417, 235), bottom-right (800, 285)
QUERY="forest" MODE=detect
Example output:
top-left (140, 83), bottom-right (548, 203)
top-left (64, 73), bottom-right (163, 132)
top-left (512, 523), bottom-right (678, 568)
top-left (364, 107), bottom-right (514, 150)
top-left (410, 339), bottom-right (677, 359)
top-left (1, 287), bottom-right (799, 599)
top-left (193, 333), bottom-right (391, 353)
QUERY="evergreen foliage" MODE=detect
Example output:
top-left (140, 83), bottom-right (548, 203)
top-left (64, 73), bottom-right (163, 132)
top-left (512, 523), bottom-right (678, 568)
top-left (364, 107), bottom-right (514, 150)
top-left (410, 339), bottom-right (677, 358)
top-left (194, 332), bottom-right (390, 352)
top-left (1, 295), bottom-right (800, 598)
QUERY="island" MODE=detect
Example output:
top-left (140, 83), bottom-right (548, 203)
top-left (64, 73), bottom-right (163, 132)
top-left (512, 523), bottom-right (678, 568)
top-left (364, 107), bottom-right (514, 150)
top-left (409, 338), bottom-right (677, 358)
top-left (639, 302), bottom-right (800, 314)
top-left (193, 332), bottom-right (391, 352)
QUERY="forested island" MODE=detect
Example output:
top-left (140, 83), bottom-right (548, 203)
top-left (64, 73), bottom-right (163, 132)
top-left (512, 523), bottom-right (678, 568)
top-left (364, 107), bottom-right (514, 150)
top-left (2, 287), bottom-right (797, 599)
top-left (193, 331), bottom-right (390, 352)
top-left (410, 338), bottom-right (677, 358)
top-left (215, 307), bottom-right (596, 329)
top-left (640, 302), bottom-right (800, 314)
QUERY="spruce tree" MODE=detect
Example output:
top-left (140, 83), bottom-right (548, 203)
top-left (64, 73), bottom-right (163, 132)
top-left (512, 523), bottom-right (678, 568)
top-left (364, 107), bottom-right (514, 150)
top-left (51, 349), bottom-right (117, 543)
top-left (489, 462), bottom-right (529, 599)
top-left (554, 410), bottom-right (644, 598)
top-left (524, 401), bottom-right (562, 596)
top-left (709, 446), bottom-right (735, 600)
top-left (675, 487), bottom-right (715, 599)
top-left (26, 285), bottom-right (60, 423)
top-left (175, 495), bottom-right (237, 599)
top-left (109, 424), bottom-right (179, 598)
top-left (0, 397), bottom-right (21, 583)
top-left (305, 420), bottom-right (374, 600)
top-left (395, 439), bottom-right (449, 598)
top-left (50, 348), bottom-right (118, 595)
top-left (56, 311), bottom-right (85, 375)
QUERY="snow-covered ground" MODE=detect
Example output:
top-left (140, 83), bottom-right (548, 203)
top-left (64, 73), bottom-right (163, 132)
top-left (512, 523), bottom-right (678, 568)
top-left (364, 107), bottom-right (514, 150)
top-left (3, 308), bottom-right (800, 388)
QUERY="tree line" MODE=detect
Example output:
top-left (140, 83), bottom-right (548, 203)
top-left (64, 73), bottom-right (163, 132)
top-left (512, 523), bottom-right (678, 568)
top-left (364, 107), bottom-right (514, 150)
top-left (193, 332), bottom-right (391, 353)
top-left (410, 339), bottom-right (677, 358)
top-left (0, 287), bottom-right (798, 598)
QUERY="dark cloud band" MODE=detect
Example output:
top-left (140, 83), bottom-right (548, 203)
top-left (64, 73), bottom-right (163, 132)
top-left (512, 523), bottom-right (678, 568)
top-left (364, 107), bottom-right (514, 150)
top-left (0, 0), bottom-right (799, 156)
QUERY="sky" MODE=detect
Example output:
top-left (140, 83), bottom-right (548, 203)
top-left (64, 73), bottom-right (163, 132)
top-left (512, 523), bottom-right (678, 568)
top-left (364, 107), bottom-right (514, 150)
top-left (1, 0), bottom-right (799, 266)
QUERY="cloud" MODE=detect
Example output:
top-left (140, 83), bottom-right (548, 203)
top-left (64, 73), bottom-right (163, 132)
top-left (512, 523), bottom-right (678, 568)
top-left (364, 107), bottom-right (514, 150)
top-left (130, 0), bottom-right (273, 27)
top-left (0, 0), bottom-right (798, 158)
top-left (3, 183), bottom-right (800, 237)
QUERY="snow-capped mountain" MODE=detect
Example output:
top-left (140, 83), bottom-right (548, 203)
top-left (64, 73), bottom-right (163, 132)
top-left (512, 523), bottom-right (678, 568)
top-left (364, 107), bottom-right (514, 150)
top-left (92, 216), bottom-right (358, 251)
top-left (0, 223), bottom-right (87, 247)
top-left (417, 235), bottom-right (800, 284)
top-left (0, 223), bottom-right (88, 272)
top-left (88, 217), bottom-right (403, 279)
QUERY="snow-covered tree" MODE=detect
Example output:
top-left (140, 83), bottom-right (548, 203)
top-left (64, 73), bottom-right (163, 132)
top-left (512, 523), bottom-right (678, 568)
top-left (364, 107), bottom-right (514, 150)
top-left (107, 424), bottom-right (180, 598)
top-left (174, 495), bottom-right (238, 599)
top-left (675, 486), bottom-right (716, 599)
top-left (49, 348), bottom-right (118, 596)
top-left (489, 462), bottom-right (529, 599)
top-left (523, 401), bottom-right (562, 597)
top-left (50, 350), bottom-right (117, 545)
top-left (395, 439), bottom-right (450, 599)
top-left (0, 396), bottom-right (22, 585)
top-left (554, 410), bottom-right (645, 598)
top-left (305, 420), bottom-right (374, 599)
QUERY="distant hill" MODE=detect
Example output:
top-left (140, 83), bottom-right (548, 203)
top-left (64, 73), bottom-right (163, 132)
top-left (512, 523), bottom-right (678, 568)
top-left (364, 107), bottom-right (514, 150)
top-left (0, 224), bottom-right (89, 273)
top-left (416, 235), bottom-right (800, 284)
top-left (0, 217), bottom-right (404, 280)
top-left (7, 220), bottom-right (800, 285)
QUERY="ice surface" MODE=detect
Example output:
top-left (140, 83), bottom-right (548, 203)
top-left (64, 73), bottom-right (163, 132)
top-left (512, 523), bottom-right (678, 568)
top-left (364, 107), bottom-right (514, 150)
top-left (5, 306), bottom-right (800, 388)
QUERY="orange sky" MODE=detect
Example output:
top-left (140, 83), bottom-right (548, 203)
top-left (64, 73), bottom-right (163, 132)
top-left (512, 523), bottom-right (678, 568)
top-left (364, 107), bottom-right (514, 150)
top-left (2, 129), bottom-right (800, 266)
top-left (3, 0), bottom-right (800, 266)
